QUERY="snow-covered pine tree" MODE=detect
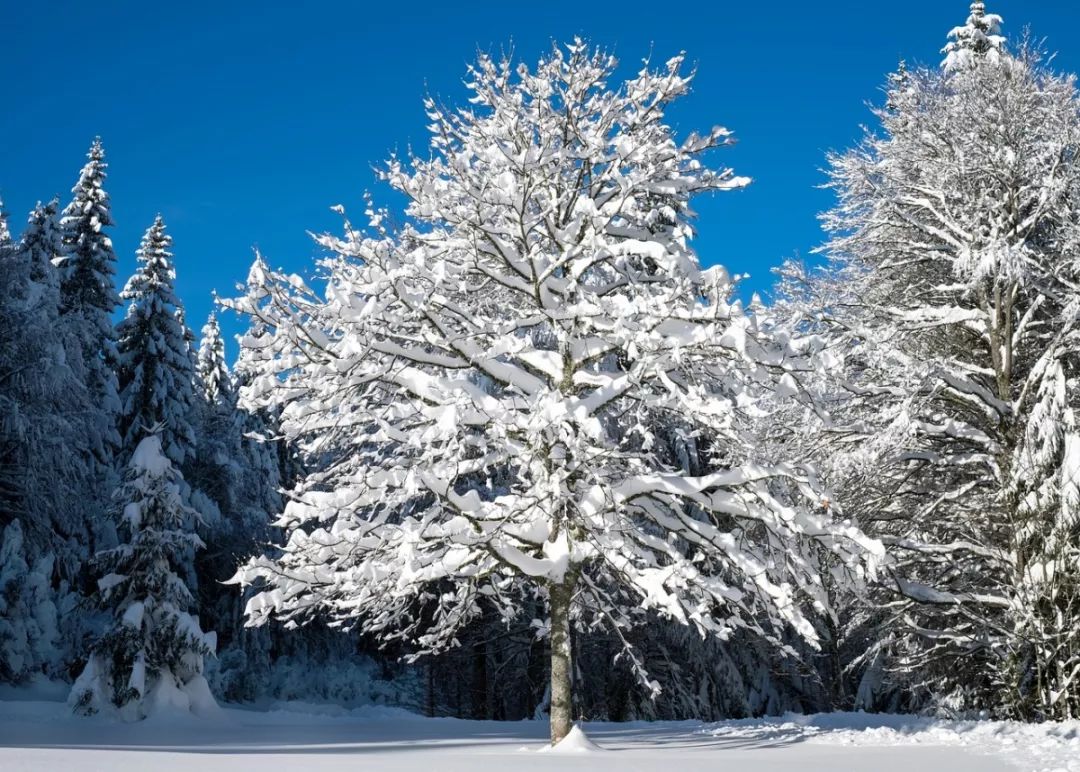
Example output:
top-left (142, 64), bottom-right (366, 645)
top-left (3, 201), bottom-right (89, 542)
top-left (230, 41), bottom-right (882, 743)
top-left (231, 253), bottom-right (291, 531)
top-left (0, 200), bottom-right (95, 681)
top-left (189, 310), bottom-right (240, 512)
top-left (808, 5), bottom-right (1080, 719)
top-left (115, 216), bottom-right (198, 465)
top-left (188, 298), bottom-right (298, 703)
top-left (58, 138), bottom-right (121, 469)
top-left (197, 311), bottom-right (234, 407)
top-left (70, 433), bottom-right (216, 720)
top-left (943, 2), bottom-right (1005, 71)
top-left (188, 309), bottom-right (246, 653)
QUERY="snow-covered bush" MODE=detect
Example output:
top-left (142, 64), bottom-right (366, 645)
top-left (0, 521), bottom-right (60, 683)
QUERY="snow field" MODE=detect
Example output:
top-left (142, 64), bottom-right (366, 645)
top-left (1, 695), bottom-right (1078, 772)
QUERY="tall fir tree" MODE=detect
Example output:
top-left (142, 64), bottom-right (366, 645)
top-left (0, 200), bottom-right (96, 682)
top-left (59, 138), bottom-right (122, 450)
top-left (197, 312), bottom-right (234, 407)
top-left (791, 4), bottom-right (1080, 719)
top-left (3, 200), bottom-right (92, 546)
top-left (115, 216), bottom-right (197, 465)
top-left (57, 138), bottom-right (122, 556)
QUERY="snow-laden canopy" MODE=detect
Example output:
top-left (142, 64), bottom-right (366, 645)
top-left (229, 42), bottom-right (882, 724)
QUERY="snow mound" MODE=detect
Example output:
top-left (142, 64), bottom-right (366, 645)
top-left (140, 674), bottom-right (223, 723)
top-left (703, 712), bottom-right (1080, 772)
top-left (543, 724), bottom-right (604, 753)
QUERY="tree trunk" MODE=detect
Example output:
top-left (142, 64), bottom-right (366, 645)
top-left (548, 570), bottom-right (577, 744)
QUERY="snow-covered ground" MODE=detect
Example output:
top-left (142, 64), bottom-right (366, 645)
top-left (0, 686), bottom-right (1077, 772)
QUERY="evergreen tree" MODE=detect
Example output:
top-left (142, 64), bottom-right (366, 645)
top-left (115, 216), bottom-right (197, 464)
top-left (0, 200), bottom-right (97, 684)
top-left (197, 312), bottom-right (234, 408)
top-left (59, 138), bottom-right (122, 448)
top-left (57, 139), bottom-right (122, 555)
top-left (795, 5), bottom-right (1080, 719)
top-left (1, 200), bottom-right (92, 547)
top-left (943, 2), bottom-right (1005, 70)
top-left (21, 200), bottom-right (64, 303)
top-left (70, 434), bottom-right (216, 719)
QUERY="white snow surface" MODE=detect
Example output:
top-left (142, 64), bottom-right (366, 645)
top-left (1, 691), bottom-right (1077, 772)
top-left (538, 723), bottom-right (605, 753)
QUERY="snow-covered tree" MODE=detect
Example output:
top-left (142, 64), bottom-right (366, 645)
top-left (231, 42), bottom-right (881, 743)
top-left (58, 138), bottom-right (121, 464)
top-left (189, 310), bottom-right (241, 511)
top-left (70, 434), bottom-right (216, 720)
top-left (805, 5), bottom-right (1080, 719)
top-left (116, 216), bottom-right (197, 464)
top-left (197, 311), bottom-right (234, 407)
top-left (0, 199), bottom-right (98, 682)
top-left (943, 2), bottom-right (1005, 71)
top-left (1, 199), bottom-right (91, 544)
top-left (21, 199), bottom-right (64, 295)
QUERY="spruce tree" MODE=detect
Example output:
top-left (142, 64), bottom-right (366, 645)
top-left (0, 200), bottom-right (98, 681)
top-left (115, 216), bottom-right (197, 465)
top-left (21, 200), bottom-right (64, 302)
top-left (3, 201), bottom-right (92, 546)
top-left (70, 433), bottom-right (216, 719)
top-left (197, 312), bottom-right (234, 408)
top-left (57, 139), bottom-right (122, 535)
top-left (800, 4), bottom-right (1080, 718)
top-left (59, 138), bottom-right (121, 426)
top-left (943, 2), bottom-right (1006, 70)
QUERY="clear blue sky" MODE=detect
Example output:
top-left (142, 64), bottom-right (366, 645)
top-left (2, 1), bottom-right (1077, 358)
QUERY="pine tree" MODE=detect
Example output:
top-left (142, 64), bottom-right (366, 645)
top-left (57, 140), bottom-right (122, 549)
top-left (115, 216), bottom-right (197, 465)
top-left (21, 200), bottom-right (64, 303)
top-left (197, 312), bottom-right (234, 408)
top-left (59, 138), bottom-right (121, 436)
top-left (801, 5), bottom-right (1080, 719)
top-left (184, 299), bottom-right (295, 705)
top-left (1, 200), bottom-right (93, 546)
top-left (943, 2), bottom-right (1006, 70)
top-left (0, 199), bottom-right (99, 685)
top-left (70, 434), bottom-right (216, 719)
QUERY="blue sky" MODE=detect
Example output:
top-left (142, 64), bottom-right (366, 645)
top-left (2, 1), bottom-right (1077, 357)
